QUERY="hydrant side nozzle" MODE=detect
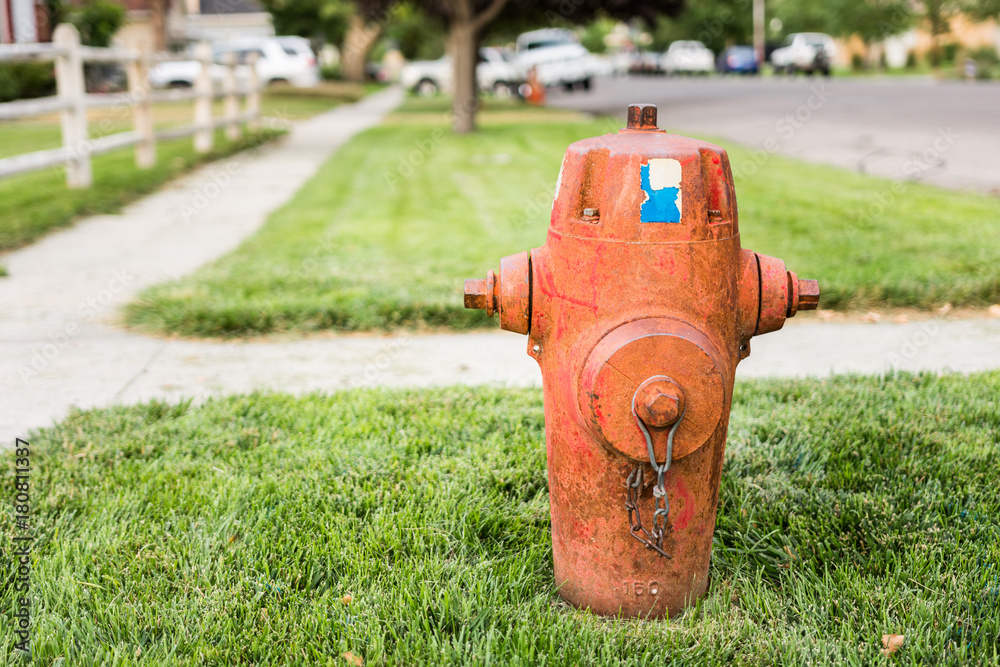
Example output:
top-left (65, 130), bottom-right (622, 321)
top-left (498, 251), bottom-right (531, 335)
top-left (754, 253), bottom-right (821, 335)
top-left (738, 249), bottom-right (762, 342)
top-left (787, 272), bottom-right (821, 317)
top-left (463, 252), bottom-right (532, 334)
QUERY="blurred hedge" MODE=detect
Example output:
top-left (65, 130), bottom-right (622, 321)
top-left (0, 62), bottom-right (56, 102)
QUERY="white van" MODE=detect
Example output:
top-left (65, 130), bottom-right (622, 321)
top-left (400, 47), bottom-right (524, 97)
top-left (770, 33), bottom-right (837, 76)
top-left (515, 28), bottom-right (596, 91)
top-left (149, 36), bottom-right (320, 89)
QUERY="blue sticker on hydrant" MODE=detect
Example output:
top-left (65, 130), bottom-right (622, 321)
top-left (640, 158), bottom-right (682, 223)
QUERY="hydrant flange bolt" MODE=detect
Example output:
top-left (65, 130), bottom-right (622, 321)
top-left (463, 253), bottom-right (532, 334)
top-left (635, 378), bottom-right (685, 428)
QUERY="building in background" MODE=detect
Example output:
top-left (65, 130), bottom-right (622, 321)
top-left (112, 0), bottom-right (273, 50)
top-left (167, 0), bottom-right (272, 47)
top-left (836, 16), bottom-right (999, 69)
top-left (1, 0), bottom-right (49, 43)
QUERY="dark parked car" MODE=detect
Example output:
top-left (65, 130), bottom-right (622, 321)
top-left (628, 50), bottom-right (664, 75)
top-left (717, 45), bottom-right (759, 75)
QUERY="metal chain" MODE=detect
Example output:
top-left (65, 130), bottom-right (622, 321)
top-left (624, 391), bottom-right (685, 559)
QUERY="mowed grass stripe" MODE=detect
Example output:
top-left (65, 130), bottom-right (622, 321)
top-left (123, 100), bottom-right (1000, 338)
top-left (2, 372), bottom-right (998, 664)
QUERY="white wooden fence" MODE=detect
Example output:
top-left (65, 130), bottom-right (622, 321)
top-left (0, 23), bottom-right (262, 189)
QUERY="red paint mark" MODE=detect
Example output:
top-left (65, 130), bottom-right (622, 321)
top-left (670, 475), bottom-right (696, 531)
top-left (712, 156), bottom-right (720, 164)
top-left (538, 265), bottom-right (598, 313)
top-left (557, 292), bottom-right (599, 312)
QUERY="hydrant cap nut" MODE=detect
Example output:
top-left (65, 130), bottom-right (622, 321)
top-left (636, 379), bottom-right (685, 427)
top-left (463, 278), bottom-right (489, 310)
top-left (626, 103), bottom-right (658, 130)
top-left (798, 279), bottom-right (820, 310)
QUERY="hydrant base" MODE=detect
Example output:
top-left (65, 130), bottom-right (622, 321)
top-left (555, 572), bottom-right (709, 619)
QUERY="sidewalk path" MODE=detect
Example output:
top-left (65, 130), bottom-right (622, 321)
top-left (3, 85), bottom-right (1000, 441)
top-left (0, 87), bottom-right (402, 441)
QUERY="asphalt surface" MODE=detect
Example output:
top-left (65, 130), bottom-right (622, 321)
top-left (548, 76), bottom-right (1000, 194)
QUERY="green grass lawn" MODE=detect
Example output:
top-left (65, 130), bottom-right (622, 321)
top-left (0, 90), bottom-right (351, 254)
top-left (2, 372), bottom-right (998, 664)
top-left (124, 99), bottom-right (1000, 338)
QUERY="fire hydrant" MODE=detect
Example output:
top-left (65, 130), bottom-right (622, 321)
top-left (463, 104), bottom-right (819, 618)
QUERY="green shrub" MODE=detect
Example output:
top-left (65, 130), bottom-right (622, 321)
top-left (941, 41), bottom-right (960, 64)
top-left (977, 63), bottom-right (1000, 81)
top-left (66, 0), bottom-right (126, 48)
top-left (320, 63), bottom-right (342, 80)
top-left (0, 62), bottom-right (57, 102)
top-left (968, 45), bottom-right (1000, 65)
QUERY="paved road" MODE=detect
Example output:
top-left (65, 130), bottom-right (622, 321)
top-left (548, 76), bottom-right (1000, 194)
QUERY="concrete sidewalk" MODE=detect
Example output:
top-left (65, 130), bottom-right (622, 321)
top-left (0, 87), bottom-right (403, 441)
top-left (4, 310), bottom-right (1000, 441)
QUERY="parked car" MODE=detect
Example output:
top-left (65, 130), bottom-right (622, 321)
top-left (149, 36), bottom-right (320, 89)
top-left (515, 28), bottom-right (597, 91)
top-left (399, 47), bottom-right (524, 97)
top-left (627, 50), bottom-right (664, 75)
top-left (717, 45), bottom-right (758, 74)
top-left (770, 33), bottom-right (836, 76)
top-left (148, 59), bottom-right (227, 89)
top-left (661, 41), bottom-right (715, 75)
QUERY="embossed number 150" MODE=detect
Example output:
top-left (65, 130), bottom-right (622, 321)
top-left (623, 580), bottom-right (660, 596)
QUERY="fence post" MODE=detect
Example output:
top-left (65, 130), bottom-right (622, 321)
top-left (127, 47), bottom-right (156, 168)
top-left (223, 51), bottom-right (240, 141)
top-left (53, 24), bottom-right (91, 188)
top-left (193, 41), bottom-right (213, 153)
top-left (246, 51), bottom-right (260, 133)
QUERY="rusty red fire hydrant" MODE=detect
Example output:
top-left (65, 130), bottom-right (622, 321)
top-left (463, 104), bottom-right (819, 618)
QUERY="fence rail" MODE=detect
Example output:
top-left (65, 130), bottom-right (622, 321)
top-left (0, 23), bottom-right (262, 188)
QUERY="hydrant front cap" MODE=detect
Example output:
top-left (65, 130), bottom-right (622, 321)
top-left (580, 318), bottom-right (726, 463)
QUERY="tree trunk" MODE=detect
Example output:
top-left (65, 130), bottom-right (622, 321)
top-left (450, 17), bottom-right (478, 134)
top-left (925, 0), bottom-right (947, 70)
top-left (150, 0), bottom-right (166, 52)
top-left (342, 13), bottom-right (383, 83)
